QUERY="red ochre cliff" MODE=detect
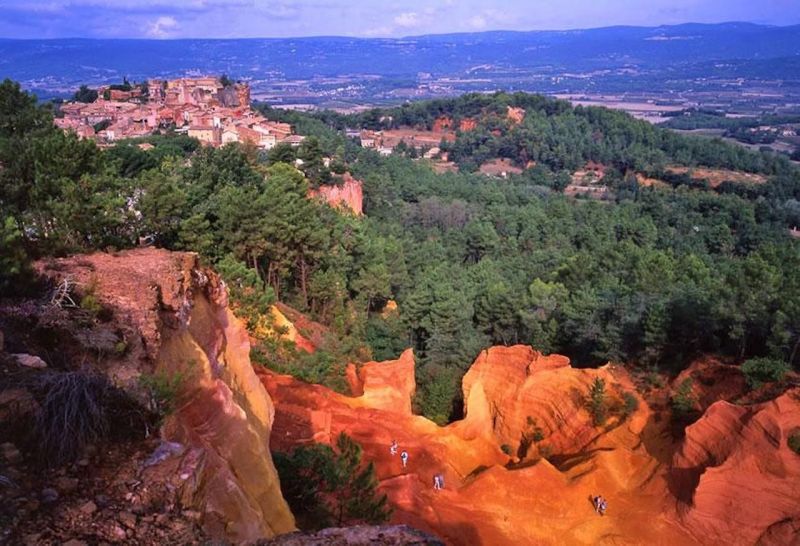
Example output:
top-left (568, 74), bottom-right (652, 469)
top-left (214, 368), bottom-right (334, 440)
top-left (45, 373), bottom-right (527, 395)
top-left (309, 173), bottom-right (363, 215)
top-left (672, 392), bottom-right (800, 545)
top-left (37, 249), bottom-right (296, 544)
top-left (259, 344), bottom-right (800, 546)
top-left (31, 250), bottom-right (799, 545)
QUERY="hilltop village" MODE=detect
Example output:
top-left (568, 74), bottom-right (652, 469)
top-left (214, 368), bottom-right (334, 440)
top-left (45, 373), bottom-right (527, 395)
top-left (55, 77), bottom-right (303, 148)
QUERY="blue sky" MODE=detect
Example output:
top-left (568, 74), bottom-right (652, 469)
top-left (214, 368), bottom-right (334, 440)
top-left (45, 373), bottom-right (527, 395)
top-left (0, 0), bottom-right (798, 39)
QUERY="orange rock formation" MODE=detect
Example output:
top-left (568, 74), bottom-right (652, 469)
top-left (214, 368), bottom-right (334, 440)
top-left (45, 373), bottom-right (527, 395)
top-left (261, 344), bottom-right (800, 546)
top-left (432, 116), bottom-right (477, 132)
top-left (507, 106), bottom-right (526, 124)
top-left (310, 173), bottom-right (364, 215)
top-left (432, 116), bottom-right (453, 132)
top-left (39, 249), bottom-right (296, 543)
top-left (346, 349), bottom-right (417, 414)
top-left (458, 118), bottom-right (477, 132)
top-left (672, 391), bottom-right (800, 545)
top-left (269, 304), bottom-right (318, 353)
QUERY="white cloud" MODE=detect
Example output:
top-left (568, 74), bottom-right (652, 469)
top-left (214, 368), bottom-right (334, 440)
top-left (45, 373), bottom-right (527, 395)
top-left (394, 12), bottom-right (419, 28)
top-left (146, 15), bottom-right (178, 38)
top-left (469, 15), bottom-right (486, 29)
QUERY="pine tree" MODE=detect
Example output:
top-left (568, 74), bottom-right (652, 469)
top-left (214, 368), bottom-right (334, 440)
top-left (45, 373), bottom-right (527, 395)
top-left (273, 433), bottom-right (390, 530)
top-left (588, 377), bottom-right (607, 426)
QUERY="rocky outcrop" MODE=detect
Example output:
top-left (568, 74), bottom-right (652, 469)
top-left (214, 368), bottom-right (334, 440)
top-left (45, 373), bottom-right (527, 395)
top-left (347, 349), bottom-right (416, 414)
top-left (269, 305), bottom-right (317, 353)
top-left (458, 118), bottom-right (477, 132)
top-left (507, 106), bottom-right (526, 124)
top-left (38, 249), bottom-right (296, 544)
top-left (672, 390), bottom-right (800, 545)
top-left (432, 117), bottom-right (475, 132)
top-left (261, 346), bottom-right (699, 546)
top-left (432, 117), bottom-right (453, 132)
top-left (672, 356), bottom-right (747, 412)
top-left (310, 174), bottom-right (363, 215)
top-left (459, 345), bottom-right (640, 458)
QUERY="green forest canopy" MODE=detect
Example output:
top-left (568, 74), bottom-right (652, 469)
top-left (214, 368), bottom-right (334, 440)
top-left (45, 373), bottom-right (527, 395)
top-left (2, 80), bottom-right (800, 424)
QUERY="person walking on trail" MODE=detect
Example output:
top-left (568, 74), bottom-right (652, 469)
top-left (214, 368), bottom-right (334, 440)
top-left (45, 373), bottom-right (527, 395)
top-left (433, 474), bottom-right (445, 491)
top-left (593, 495), bottom-right (607, 516)
top-left (400, 450), bottom-right (409, 468)
top-left (390, 440), bottom-right (398, 456)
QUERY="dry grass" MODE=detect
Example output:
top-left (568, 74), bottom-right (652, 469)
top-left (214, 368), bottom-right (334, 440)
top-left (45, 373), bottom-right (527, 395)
top-left (8, 370), bottom-right (150, 467)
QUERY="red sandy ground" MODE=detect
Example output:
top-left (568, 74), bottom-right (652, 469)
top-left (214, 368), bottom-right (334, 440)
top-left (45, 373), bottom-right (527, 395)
top-left (665, 166), bottom-right (767, 188)
top-left (258, 346), bottom-right (800, 545)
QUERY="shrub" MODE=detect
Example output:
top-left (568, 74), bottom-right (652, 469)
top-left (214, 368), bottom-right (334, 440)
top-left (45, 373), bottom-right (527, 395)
top-left (622, 392), bottom-right (639, 417)
top-left (114, 340), bottom-right (128, 355)
top-left (139, 370), bottom-right (185, 419)
top-left (78, 276), bottom-right (106, 320)
top-left (0, 215), bottom-right (31, 296)
top-left (588, 377), bottom-right (607, 426)
top-left (500, 444), bottom-right (512, 456)
top-left (525, 416), bottom-right (545, 442)
top-left (671, 379), bottom-right (697, 420)
top-left (517, 416), bottom-right (545, 459)
top-left (645, 371), bottom-right (665, 389)
top-left (26, 371), bottom-right (146, 467)
top-left (789, 432), bottom-right (800, 455)
top-left (274, 432), bottom-right (391, 530)
top-left (741, 357), bottom-right (790, 390)
top-left (251, 344), bottom-right (271, 367)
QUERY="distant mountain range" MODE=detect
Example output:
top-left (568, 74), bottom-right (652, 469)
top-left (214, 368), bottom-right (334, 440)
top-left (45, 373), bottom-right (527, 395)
top-left (2, 22), bottom-right (800, 101)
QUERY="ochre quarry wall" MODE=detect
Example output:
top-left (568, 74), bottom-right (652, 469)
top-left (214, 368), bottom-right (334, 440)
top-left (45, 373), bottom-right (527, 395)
top-left (309, 173), bottom-right (364, 215)
top-left (672, 390), bottom-right (800, 545)
top-left (458, 345), bottom-right (624, 457)
top-left (346, 349), bottom-right (417, 414)
top-left (39, 249), bottom-right (296, 544)
top-left (260, 345), bottom-right (702, 545)
top-left (261, 336), bottom-right (800, 546)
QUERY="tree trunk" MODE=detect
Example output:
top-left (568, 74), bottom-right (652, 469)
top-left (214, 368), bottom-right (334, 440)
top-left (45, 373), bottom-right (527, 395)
top-left (299, 256), bottom-right (309, 308)
top-left (789, 335), bottom-right (800, 368)
top-left (268, 262), bottom-right (281, 301)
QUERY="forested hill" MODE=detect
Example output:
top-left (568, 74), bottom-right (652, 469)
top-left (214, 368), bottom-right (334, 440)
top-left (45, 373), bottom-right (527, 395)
top-left (303, 92), bottom-right (794, 175)
top-left (2, 81), bottom-right (800, 425)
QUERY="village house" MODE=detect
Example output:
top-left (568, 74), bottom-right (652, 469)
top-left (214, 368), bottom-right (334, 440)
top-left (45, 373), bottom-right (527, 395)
top-left (233, 126), bottom-right (262, 147)
top-left (221, 125), bottom-right (240, 146)
top-left (188, 125), bottom-right (221, 147)
top-left (360, 130), bottom-right (379, 148)
top-left (284, 134), bottom-right (306, 147)
top-left (54, 76), bottom-right (299, 149)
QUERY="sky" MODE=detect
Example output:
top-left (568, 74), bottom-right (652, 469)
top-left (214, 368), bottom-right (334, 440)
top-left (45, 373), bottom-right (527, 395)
top-left (0, 0), bottom-right (798, 39)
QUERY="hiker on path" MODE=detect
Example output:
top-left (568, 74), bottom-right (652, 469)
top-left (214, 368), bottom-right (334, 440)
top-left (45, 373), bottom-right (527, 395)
top-left (593, 495), bottom-right (607, 516)
top-left (390, 440), bottom-right (398, 456)
top-left (400, 450), bottom-right (408, 468)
